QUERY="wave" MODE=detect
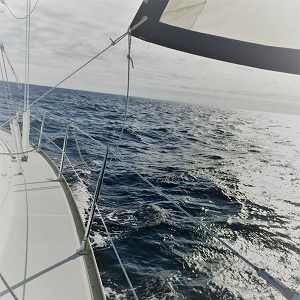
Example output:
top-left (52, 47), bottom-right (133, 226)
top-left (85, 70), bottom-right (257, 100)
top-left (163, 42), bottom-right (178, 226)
top-left (7, 84), bottom-right (299, 299)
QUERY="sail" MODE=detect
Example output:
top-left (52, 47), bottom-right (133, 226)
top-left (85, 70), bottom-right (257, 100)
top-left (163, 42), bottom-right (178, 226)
top-left (130, 0), bottom-right (300, 75)
top-left (0, 4), bottom-right (5, 13)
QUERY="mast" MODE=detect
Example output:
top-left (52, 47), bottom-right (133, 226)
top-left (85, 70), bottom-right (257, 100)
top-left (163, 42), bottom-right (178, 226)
top-left (22, 0), bottom-right (31, 160)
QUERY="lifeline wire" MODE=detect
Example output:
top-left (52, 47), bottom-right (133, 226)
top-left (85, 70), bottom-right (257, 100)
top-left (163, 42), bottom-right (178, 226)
top-left (63, 150), bottom-right (139, 300)
top-left (72, 126), bottom-right (102, 173)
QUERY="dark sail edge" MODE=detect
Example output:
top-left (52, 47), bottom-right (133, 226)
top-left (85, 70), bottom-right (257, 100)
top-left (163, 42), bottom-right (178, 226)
top-left (130, 0), bottom-right (300, 75)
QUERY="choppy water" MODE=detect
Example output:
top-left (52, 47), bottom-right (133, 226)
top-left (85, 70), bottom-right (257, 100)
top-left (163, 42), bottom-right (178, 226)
top-left (1, 84), bottom-right (300, 299)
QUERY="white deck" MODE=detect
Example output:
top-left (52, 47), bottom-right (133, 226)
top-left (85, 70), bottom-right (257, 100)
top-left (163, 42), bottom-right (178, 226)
top-left (0, 128), bottom-right (106, 299)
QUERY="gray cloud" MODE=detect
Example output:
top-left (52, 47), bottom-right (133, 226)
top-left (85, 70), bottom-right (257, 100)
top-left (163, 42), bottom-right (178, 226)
top-left (1, 0), bottom-right (299, 115)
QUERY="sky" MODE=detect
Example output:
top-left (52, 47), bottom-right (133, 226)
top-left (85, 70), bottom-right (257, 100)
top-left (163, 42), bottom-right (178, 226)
top-left (0, 0), bottom-right (299, 115)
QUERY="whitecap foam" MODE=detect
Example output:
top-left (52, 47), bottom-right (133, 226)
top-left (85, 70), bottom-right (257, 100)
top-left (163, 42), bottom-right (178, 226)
top-left (91, 231), bottom-right (109, 248)
top-left (72, 180), bottom-right (91, 217)
top-left (104, 287), bottom-right (126, 300)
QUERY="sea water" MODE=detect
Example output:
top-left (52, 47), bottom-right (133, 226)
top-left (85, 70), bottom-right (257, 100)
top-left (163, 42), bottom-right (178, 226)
top-left (1, 84), bottom-right (299, 300)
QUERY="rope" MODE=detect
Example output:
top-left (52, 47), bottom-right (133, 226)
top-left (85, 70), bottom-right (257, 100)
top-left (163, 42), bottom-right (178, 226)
top-left (95, 205), bottom-right (139, 300)
top-left (108, 31), bottom-right (133, 164)
top-left (3, 0), bottom-right (39, 20)
top-left (0, 147), bottom-right (36, 156)
top-left (24, 0), bottom-right (31, 111)
top-left (0, 44), bottom-right (22, 88)
top-left (29, 31), bottom-right (129, 108)
top-left (0, 117), bottom-right (12, 128)
top-left (112, 153), bottom-right (300, 298)
top-left (0, 272), bottom-right (19, 300)
top-left (63, 151), bottom-right (139, 300)
top-left (30, 122), bottom-right (70, 151)
top-left (71, 126), bottom-right (102, 173)
top-left (0, 44), bottom-right (13, 116)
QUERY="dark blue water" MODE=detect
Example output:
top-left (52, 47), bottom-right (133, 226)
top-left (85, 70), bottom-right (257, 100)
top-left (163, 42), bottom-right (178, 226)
top-left (1, 84), bottom-right (300, 299)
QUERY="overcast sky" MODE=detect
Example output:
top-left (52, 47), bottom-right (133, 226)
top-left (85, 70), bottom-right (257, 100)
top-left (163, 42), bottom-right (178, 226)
top-left (1, 0), bottom-right (299, 115)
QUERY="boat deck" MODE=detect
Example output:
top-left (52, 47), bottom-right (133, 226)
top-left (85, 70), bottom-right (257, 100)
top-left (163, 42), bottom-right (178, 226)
top-left (0, 128), bottom-right (106, 300)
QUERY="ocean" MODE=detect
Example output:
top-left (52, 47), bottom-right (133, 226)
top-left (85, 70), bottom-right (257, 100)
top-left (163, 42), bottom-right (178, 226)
top-left (1, 84), bottom-right (299, 299)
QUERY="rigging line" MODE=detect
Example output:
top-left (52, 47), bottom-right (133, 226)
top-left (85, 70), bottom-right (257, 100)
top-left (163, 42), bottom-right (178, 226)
top-left (0, 45), bottom-right (13, 116)
top-left (66, 124), bottom-right (104, 150)
top-left (0, 53), bottom-right (8, 100)
top-left (0, 46), bottom-right (12, 99)
top-left (30, 118), bottom-right (104, 167)
top-left (63, 153), bottom-right (139, 300)
top-left (58, 121), bottom-right (297, 298)
top-left (34, 107), bottom-right (70, 125)
top-left (0, 116), bottom-right (14, 128)
top-left (112, 153), bottom-right (299, 298)
top-left (71, 126), bottom-right (101, 173)
top-left (1, 45), bottom-right (22, 88)
top-left (30, 122), bottom-right (70, 152)
top-left (29, 31), bottom-right (129, 108)
top-left (42, 34), bottom-right (261, 278)
top-left (108, 31), bottom-right (133, 165)
top-left (0, 138), bottom-right (14, 159)
top-left (95, 206), bottom-right (139, 300)
top-left (0, 272), bottom-right (19, 300)
top-left (24, 0), bottom-right (31, 111)
top-left (3, 0), bottom-right (39, 20)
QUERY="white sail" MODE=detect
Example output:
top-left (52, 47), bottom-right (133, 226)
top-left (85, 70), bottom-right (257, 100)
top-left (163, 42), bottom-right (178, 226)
top-left (131, 0), bottom-right (300, 74)
top-left (160, 0), bottom-right (299, 49)
top-left (0, 4), bottom-right (5, 13)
